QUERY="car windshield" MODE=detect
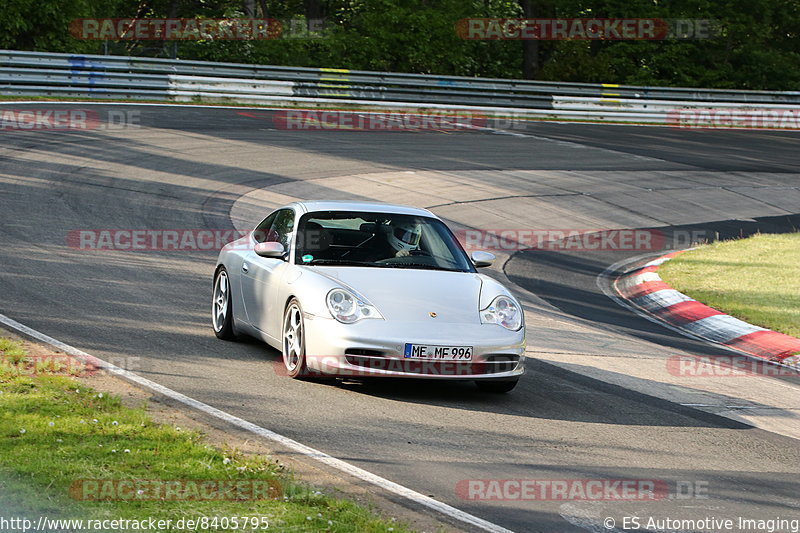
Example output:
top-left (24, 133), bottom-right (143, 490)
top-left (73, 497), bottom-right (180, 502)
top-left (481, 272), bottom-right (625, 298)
top-left (294, 211), bottom-right (475, 272)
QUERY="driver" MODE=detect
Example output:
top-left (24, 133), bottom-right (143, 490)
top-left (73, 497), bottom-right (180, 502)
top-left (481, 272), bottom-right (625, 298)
top-left (386, 221), bottom-right (421, 257)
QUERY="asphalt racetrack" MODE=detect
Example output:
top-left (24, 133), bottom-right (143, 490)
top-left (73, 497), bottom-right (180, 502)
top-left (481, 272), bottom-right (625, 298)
top-left (1, 104), bottom-right (799, 532)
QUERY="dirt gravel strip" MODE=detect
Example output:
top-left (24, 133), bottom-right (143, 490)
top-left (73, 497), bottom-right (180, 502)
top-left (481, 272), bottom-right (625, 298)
top-left (614, 251), bottom-right (800, 369)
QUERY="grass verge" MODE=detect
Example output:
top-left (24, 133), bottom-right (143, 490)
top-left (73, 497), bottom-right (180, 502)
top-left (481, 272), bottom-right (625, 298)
top-left (658, 233), bottom-right (800, 339)
top-left (0, 336), bottom-right (410, 532)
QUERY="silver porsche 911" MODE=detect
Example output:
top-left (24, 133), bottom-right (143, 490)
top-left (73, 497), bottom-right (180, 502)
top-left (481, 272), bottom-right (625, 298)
top-left (212, 201), bottom-right (525, 392)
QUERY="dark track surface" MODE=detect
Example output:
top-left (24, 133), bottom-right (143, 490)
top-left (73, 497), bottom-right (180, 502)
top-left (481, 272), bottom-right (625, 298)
top-left (1, 105), bottom-right (799, 532)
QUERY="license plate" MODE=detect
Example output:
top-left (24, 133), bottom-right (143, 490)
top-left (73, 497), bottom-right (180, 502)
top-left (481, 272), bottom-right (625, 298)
top-left (404, 343), bottom-right (473, 360)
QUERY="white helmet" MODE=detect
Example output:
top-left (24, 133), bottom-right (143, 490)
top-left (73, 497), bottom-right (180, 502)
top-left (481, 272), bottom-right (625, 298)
top-left (387, 221), bottom-right (421, 253)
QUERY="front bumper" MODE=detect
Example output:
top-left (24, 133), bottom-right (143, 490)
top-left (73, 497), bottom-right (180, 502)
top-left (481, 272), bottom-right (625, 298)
top-left (303, 314), bottom-right (526, 380)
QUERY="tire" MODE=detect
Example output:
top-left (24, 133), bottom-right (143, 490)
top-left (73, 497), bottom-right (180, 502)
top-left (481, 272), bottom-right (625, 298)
top-left (282, 298), bottom-right (310, 378)
top-left (475, 379), bottom-right (519, 393)
top-left (212, 267), bottom-right (237, 340)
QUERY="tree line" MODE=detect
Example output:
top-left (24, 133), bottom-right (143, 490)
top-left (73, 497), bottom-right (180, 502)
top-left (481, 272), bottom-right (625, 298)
top-left (2, 0), bottom-right (798, 90)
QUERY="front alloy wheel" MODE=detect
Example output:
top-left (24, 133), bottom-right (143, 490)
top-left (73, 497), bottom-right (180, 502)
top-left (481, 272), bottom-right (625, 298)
top-left (282, 298), bottom-right (310, 378)
top-left (212, 267), bottom-right (236, 340)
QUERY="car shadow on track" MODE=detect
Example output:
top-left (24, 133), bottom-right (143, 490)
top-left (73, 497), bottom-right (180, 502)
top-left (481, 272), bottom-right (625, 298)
top-left (301, 358), bottom-right (756, 430)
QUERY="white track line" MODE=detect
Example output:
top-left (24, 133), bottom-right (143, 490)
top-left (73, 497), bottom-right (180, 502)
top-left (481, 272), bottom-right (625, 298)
top-left (0, 312), bottom-right (513, 533)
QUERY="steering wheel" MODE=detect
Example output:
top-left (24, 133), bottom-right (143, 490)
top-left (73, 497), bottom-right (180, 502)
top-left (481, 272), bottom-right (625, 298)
top-left (376, 253), bottom-right (427, 265)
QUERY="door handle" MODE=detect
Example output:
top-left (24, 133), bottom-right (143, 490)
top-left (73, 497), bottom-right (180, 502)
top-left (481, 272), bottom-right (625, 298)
top-left (242, 262), bottom-right (249, 273)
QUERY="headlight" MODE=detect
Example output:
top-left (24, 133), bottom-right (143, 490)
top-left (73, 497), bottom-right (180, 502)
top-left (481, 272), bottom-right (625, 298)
top-left (326, 288), bottom-right (383, 323)
top-left (480, 295), bottom-right (523, 331)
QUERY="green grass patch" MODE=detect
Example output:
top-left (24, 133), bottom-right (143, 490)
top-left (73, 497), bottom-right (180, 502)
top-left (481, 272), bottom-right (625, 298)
top-left (659, 233), bottom-right (800, 338)
top-left (0, 338), bottom-right (410, 532)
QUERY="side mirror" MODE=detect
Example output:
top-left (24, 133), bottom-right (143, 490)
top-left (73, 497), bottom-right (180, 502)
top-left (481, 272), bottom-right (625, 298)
top-left (254, 241), bottom-right (285, 258)
top-left (471, 251), bottom-right (496, 268)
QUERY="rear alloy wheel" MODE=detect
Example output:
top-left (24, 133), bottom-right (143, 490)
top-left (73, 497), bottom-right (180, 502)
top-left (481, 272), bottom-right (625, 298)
top-left (212, 267), bottom-right (237, 340)
top-left (475, 379), bottom-right (519, 393)
top-left (282, 299), bottom-right (310, 378)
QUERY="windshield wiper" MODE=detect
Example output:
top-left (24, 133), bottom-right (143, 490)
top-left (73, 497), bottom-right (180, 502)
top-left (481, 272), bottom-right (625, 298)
top-left (304, 259), bottom-right (382, 267)
top-left (384, 263), bottom-right (459, 272)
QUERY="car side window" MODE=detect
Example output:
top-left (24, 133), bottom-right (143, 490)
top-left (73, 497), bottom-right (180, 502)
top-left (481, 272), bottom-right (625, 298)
top-left (270, 209), bottom-right (295, 251)
top-left (253, 212), bottom-right (278, 243)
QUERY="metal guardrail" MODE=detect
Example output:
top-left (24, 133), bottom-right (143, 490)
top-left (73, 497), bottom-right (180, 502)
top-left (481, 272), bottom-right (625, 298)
top-left (1, 49), bottom-right (799, 124)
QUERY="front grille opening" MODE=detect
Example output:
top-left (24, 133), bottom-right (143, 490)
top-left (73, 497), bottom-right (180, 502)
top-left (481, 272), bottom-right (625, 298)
top-left (344, 348), bottom-right (385, 357)
top-left (484, 355), bottom-right (521, 373)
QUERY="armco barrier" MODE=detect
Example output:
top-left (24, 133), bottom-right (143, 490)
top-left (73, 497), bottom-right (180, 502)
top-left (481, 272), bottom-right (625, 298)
top-left (2, 50), bottom-right (800, 125)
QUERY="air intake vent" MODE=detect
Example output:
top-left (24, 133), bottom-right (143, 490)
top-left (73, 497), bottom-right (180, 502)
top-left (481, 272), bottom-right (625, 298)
top-left (344, 348), bottom-right (385, 357)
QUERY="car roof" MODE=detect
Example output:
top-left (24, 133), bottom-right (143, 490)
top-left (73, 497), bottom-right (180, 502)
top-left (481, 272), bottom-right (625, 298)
top-left (289, 200), bottom-right (436, 218)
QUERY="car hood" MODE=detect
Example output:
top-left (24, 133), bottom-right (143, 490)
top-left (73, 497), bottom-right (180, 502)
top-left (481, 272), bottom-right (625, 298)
top-left (309, 267), bottom-right (484, 324)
